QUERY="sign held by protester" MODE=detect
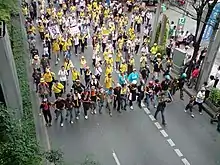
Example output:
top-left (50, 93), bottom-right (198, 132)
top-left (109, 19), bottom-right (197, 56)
top-left (69, 26), bottom-right (80, 36)
top-left (48, 25), bottom-right (60, 39)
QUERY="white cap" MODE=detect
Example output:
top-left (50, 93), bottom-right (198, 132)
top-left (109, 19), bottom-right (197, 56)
top-left (131, 80), bottom-right (137, 84)
top-left (201, 87), bottom-right (206, 91)
top-left (116, 83), bottom-right (121, 87)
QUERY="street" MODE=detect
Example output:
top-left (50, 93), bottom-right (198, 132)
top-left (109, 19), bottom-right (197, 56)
top-left (31, 5), bottom-right (220, 165)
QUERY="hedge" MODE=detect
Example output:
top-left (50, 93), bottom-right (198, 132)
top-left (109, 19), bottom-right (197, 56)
top-left (0, 0), bottom-right (42, 164)
top-left (209, 88), bottom-right (220, 107)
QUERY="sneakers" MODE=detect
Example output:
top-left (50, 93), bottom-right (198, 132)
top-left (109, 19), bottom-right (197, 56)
top-left (130, 106), bottom-right (134, 110)
top-left (70, 121), bottom-right (74, 124)
top-left (184, 109), bottom-right (187, 113)
top-left (60, 123), bottom-right (64, 127)
top-left (200, 112), bottom-right (203, 115)
top-left (76, 116), bottom-right (79, 120)
top-left (94, 110), bottom-right (97, 114)
top-left (85, 115), bottom-right (88, 120)
top-left (191, 114), bottom-right (195, 118)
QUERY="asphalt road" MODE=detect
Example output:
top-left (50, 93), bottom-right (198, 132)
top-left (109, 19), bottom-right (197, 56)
top-left (32, 7), bottom-right (220, 165)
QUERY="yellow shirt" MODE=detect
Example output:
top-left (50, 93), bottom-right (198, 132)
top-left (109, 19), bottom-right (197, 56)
top-left (129, 59), bottom-right (135, 66)
top-left (38, 25), bottom-right (44, 32)
top-left (72, 70), bottom-right (80, 81)
top-left (43, 72), bottom-right (55, 83)
top-left (116, 52), bottom-right (122, 62)
top-left (120, 64), bottom-right (127, 73)
top-left (106, 58), bottom-right (113, 66)
top-left (104, 77), bottom-right (113, 89)
top-left (80, 59), bottom-right (87, 68)
top-left (62, 41), bottom-right (68, 51)
top-left (52, 83), bottom-right (64, 93)
top-left (52, 42), bottom-right (60, 52)
top-left (105, 67), bottom-right (113, 76)
top-left (64, 60), bottom-right (73, 70)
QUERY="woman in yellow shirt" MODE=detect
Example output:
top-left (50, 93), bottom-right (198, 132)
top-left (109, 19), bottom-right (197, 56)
top-left (43, 69), bottom-right (55, 96)
top-left (38, 23), bottom-right (45, 40)
top-left (115, 50), bottom-right (122, 71)
top-left (71, 67), bottom-right (80, 83)
top-left (52, 40), bottom-right (60, 65)
top-left (64, 58), bottom-right (73, 76)
top-left (104, 73), bottom-right (115, 89)
top-left (80, 56), bottom-right (87, 75)
top-left (105, 64), bottom-right (113, 77)
top-left (52, 80), bottom-right (64, 99)
top-left (120, 60), bottom-right (128, 74)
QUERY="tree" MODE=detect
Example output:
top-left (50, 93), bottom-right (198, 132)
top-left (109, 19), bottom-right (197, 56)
top-left (168, 0), bottom-right (218, 77)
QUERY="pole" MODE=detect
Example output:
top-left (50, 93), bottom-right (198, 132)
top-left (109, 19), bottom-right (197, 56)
top-left (150, 0), bottom-right (162, 47)
top-left (195, 15), bottom-right (220, 90)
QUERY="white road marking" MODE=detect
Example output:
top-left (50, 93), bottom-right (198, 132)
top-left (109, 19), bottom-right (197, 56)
top-left (167, 139), bottom-right (175, 147)
top-left (174, 149), bottom-right (183, 157)
top-left (148, 115), bottom-right (156, 121)
top-left (181, 158), bottom-right (191, 165)
top-left (112, 151), bottom-right (121, 165)
top-left (160, 130), bottom-right (168, 138)
top-left (143, 108), bottom-right (151, 114)
top-left (154, 122), bottom-right (162, 129)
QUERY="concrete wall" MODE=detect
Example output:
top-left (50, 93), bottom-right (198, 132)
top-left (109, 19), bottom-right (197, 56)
top-left (0, 27), bottom-right (23, 118)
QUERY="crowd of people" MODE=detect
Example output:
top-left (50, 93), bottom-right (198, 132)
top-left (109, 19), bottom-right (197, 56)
top-left (21, 0), bottom-right (219, 131)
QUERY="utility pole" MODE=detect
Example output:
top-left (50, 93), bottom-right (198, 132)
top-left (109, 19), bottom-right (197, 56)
top-left (196, 14), bottom-right (220, 90)
top-left (150, 0), bottom-right (162, 47)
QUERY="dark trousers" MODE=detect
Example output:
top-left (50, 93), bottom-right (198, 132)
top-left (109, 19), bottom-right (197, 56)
top-left (43, 110), bottom-right (52, 124)
top-left (154, 105), bottom-right (166, 124)
top-left (205, 90), bottom-right (210, 99)
top-left (185, 103), bottom-right (193, 113)
top-left (193, 101), bottom-right (203, 112)
top-left (47, 81), bottom-right (53, 96)
top-left (135, 45), bottom-right (140, 54)
top-left (74, 45), bottom-right (78, 54)
top-left (214, 78), bottom-right (219, 88)
top-left (54, 92), bottom-right (62, 99)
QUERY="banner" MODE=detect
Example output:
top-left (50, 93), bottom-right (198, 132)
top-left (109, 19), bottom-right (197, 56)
top-left (48, 25), bottom-right (60, 39)
top-left (202, 3), bottom-right (220, 41)
top-left (69, 26), bottom-right (80, 36)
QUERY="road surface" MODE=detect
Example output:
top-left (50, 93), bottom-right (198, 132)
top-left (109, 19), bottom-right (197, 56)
top-left (31, 6), bottom-right (220, 165)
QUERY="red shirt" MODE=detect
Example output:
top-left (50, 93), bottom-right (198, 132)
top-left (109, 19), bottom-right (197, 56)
top-left (191, 69), bottom-right (199, 78)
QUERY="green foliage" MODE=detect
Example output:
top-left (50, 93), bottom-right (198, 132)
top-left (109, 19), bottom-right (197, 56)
top-left (45, 149), bottom-right (64, 165)
top-left (155, 22), bottom-right (161, 44)
top-left (209, 88), bottom-right (220, 107)
top-left (0, 104), bottom-right (42, 165)
top-left (0, 0), bottom-right (42, 164)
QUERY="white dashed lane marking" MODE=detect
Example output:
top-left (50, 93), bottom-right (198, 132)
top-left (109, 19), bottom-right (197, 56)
top-left (141, 103), bottom-right (191, 165)
top-left (154, 122), bottom-right (162, 129)
top-left (160, 130), bottom-right (169, 138)
top-left (181, 158), bottom-right (191, 165)
top-left (174, 149), bottom-right (184, 157)
top-left (143, 107), bottom-right (151, 114)
top-left (112, 150), bottom-right (121, 165)
top-left (148, 114), bottom-right (156, 121)
top-left (167, 139), bottom-right (175, 147)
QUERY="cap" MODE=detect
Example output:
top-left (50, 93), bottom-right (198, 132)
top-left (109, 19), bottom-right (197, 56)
top-left (92, 75), bottom-right (95, 79)
top-left (116, 83), bottom-right (121, 87)
top-left (81, 56), bottom-right (85, 58)
top-left (131, 80), bottom-right (137, 84)
top-left (34, 55), bottom-right (39, 59)
top-left (40, 78), bottom-right (45, 82)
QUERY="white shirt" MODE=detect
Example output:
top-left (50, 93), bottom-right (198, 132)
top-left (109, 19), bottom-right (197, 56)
top-left (215, 70), bottom-right (220, 79)
top-left (206, 80), bottom-right (215, 91)
top-left (74, 37), bottom-right (79, 45)
top-left (196, 91), bottom-right (205, 103)
top-left (58, 70), bottom-right (68, 81)
top-left (95, 67), bottom-right (102, 76)
top-left (43, 47), bottom-right (49, 55)
top-left (146, 12), bottom-right (152, 19)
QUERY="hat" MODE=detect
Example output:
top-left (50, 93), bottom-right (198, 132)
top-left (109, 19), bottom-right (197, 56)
top-left (81, 56), bottom-right (85, 58)
top-left (40, 78), bottom-right (45, 82)
top-left (133, 68), bottom-right (137, 71)
top-left (116, 83), bottom-right (121, 87)
top-left (43, 98), bottom-right (47, 102)
top-left (108, 54), bottom-right (113, 58)
top-left (45, 69), bottom-right (50, 73)
top-left (34, 55), bottom-right (39, 59)
top-left (165, 75), bottom-right (171, 80)
top-left (185, 46), bottom-right (190, 49)
top-left (131, 80), bottom-right (137, 84)
top-left (154, 43), bottom-right (157, 46)
top-left (92, 75), bottom-right (95, 79)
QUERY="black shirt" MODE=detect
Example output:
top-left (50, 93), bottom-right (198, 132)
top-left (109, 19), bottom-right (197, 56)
top-left (31, 48), bottom-right (39, 58)
top-left (54, 99), bottom-right (65, 110)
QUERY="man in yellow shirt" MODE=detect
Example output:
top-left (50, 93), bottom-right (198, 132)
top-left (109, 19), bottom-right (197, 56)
top-left (120, 60), bottom-right (128, 74)
top-left (71, 67), bottom-right (80, 84)
top-left (104, 73), bottom-right (115, 89)
top-left (52, 80), bottom-right (64, 99)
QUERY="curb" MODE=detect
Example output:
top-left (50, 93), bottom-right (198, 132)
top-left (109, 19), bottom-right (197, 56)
top-left (183, 87), bottom-right (215, 118)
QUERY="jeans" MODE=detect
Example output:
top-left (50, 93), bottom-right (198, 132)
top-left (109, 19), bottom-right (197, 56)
top-left (98, 101), bottom-right (104, 113)
top-left (55, 109), bottom-right (65, 124)
top-left (154, 105), bottom-right (166, 124)
top-left (121, 95), bottom-right (127, 110)
top-left (113, 99), bottom-right (121, 111)
top-left (66, 108), bottom-right (73, 121)
top-left (74, 107), bottom-right (80, 118)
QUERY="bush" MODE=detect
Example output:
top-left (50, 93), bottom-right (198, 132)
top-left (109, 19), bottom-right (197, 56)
top-left (155, 22), bottom-right (161, 44)
top-left (209, 88), bottom-right (220, 107)
top-left (0, 0), bottom-right (42, 164)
